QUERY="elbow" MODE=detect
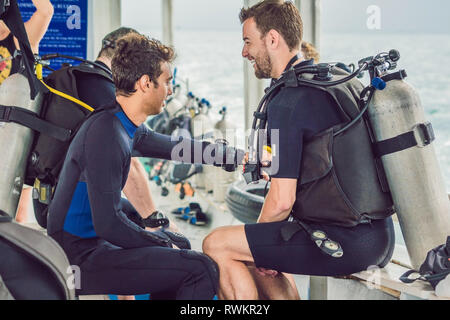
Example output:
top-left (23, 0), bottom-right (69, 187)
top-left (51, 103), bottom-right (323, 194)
top-left (47, 5), bottom-right (55, 17)
top-left (44, 8), bottom-right (54, 19)
top-left (276, 199), bottom-right (295, 213)
top-left (38, 2), bottom-right (54, 18)
top-left (272, 196), bottom-right (295, 217)
top-left (258, 197), bottom-right (295, 223)
top-left (273, 190), bottom-right (296, 213)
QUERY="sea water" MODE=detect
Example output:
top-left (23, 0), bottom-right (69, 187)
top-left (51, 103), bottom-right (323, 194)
top-left (146, 30), bottom-right (450, 191)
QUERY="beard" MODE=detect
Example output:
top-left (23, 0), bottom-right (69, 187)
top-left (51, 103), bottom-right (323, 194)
top-left (254, 50), bottom-right (272, 79)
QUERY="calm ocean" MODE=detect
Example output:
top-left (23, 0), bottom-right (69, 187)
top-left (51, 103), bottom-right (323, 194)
top-left (147, 30), bottom-right (450, 191)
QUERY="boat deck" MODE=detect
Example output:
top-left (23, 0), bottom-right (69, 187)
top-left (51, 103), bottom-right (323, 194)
top-left (21, 178), bottom-right (448, 300)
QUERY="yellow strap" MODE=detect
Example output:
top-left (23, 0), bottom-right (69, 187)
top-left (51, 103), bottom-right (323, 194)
top-left (35, 63), bottom-right (94, 113)
top-left (263, 145), bottom-right (272, 154)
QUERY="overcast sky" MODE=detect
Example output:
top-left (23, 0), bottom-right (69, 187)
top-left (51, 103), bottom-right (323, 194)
top-left (121, 0), bottom-right (450, 34)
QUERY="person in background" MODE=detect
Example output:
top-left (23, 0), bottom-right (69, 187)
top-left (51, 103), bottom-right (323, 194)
top-left (301, 41), bottom-right (319, 63)
top-left (1, 0), bottom-right (54, 223)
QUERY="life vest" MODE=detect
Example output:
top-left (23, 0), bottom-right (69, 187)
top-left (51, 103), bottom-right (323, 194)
top-left (254, 64), bottom-right (394, 227)
top-left (291, 66), bottom-right (394, 227)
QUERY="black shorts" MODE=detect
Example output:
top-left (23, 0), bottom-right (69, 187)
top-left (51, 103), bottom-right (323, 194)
top-left (245, 217), bottom-right (395, 276)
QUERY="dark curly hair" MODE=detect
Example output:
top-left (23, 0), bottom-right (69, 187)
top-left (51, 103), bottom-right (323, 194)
top-left (239, 0), bottom-right (303, 51)
top-left (112, 34), bottom-right (175, 97)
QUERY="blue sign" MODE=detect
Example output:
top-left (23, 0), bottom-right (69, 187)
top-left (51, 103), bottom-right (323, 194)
top-left (18, 0), bottom-right (88, 75)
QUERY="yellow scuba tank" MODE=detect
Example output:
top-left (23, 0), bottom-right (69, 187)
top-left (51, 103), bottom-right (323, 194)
top-left (368, 73), bottom-right (450, 269)
top-left (0, 73), bottom-right (43, 218)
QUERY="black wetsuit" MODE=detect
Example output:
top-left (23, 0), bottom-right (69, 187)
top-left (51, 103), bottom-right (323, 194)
top-left (47, 101), bottom-right (218, 298)
top-left (245, 59), bottom-right (395, 276)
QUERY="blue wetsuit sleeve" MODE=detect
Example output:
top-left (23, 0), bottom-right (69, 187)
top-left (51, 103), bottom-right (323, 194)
top-left (83, 120), bottom-right (171, 248)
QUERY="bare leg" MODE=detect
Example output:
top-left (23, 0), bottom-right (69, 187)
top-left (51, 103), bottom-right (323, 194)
top-left (246, 264), bottom-right (300, 300)
top-left (203, 225), bottom-right (258, 300)
top-left (123, 157), bottom-right (181, 233)
top-left (122, 158), bottom-right (157, 216)
top-left (15, 187), bottom-right (33, 223)
top-left (203, 225), bottom-right (300, 300)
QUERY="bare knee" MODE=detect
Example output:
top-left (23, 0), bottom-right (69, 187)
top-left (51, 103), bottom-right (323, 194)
top-left (202, 227), bottom-right (227, 258)
top-left (203, 225), bottom-right (250, 262)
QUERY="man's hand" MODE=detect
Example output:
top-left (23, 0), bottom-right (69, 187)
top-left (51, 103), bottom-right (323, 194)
top-left (242, 151), bottom-right (271, 181)
top-left (143, 226), bottom-right (181, 250)
top-left (144, 218), bottom-right (181, 234)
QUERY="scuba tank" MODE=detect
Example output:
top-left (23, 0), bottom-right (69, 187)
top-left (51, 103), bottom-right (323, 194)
top-left (191, 96), bottom-right (215, 192)
top-left (165, 86), bottom-right (186, 118)
top-left (214, 106), bottom-right (236, 144)
top-left (0, 73), bottom-right (43, 218)
top-left (165, 69), bottom-right (188, 118)
top-left (213, 106), bottom-right (238, 202)
top-left (367, 61), bottom-right (450, 269)
top-left (191, 97), bottom-right (214, 140)
top-left (244, 50), bottom-right (450, 261)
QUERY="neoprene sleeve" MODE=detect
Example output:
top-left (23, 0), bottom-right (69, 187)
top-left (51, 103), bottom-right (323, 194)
top-left (83, 114), bottom-right (171, 248)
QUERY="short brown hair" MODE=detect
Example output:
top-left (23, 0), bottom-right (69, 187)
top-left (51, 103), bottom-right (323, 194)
top-left (239, 0), bottom-right (303, 51)
top-left (97, 27), bottom-right (139, 59)
top-left (112, 34), bottom-right (175, 97)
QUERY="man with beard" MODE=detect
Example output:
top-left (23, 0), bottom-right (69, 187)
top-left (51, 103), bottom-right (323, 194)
top-left (202, 0), bottom-right (395, 300)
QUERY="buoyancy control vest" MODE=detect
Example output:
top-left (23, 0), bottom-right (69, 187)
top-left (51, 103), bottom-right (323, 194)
top-left (25, 63), bottom-right (113, 194)
top-left (292, 66), bottom-right (394, 227)
top-left (247, 63), bottom-right (395, 228)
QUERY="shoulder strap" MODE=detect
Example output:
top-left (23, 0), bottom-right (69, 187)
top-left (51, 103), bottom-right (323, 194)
top-left (0, 0), bottom-right (44, 99)
top-left (0, 104), bottom-right (72, 141)
top-left (72, 62), bottom-right (113, 82)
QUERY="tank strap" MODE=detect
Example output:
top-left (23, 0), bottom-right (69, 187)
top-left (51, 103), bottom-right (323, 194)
top-left (373, 122), bottom-right (435, 158)
top-left (0, 210), bottom-right (12, 223)
top-left (0, 104), bottom-right (72, 142)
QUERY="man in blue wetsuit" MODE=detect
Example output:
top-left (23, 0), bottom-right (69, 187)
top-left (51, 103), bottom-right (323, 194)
top-left (203, 1), bottom-right (395, 300)
top-left (47, 33), bottom-right (224, 299)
